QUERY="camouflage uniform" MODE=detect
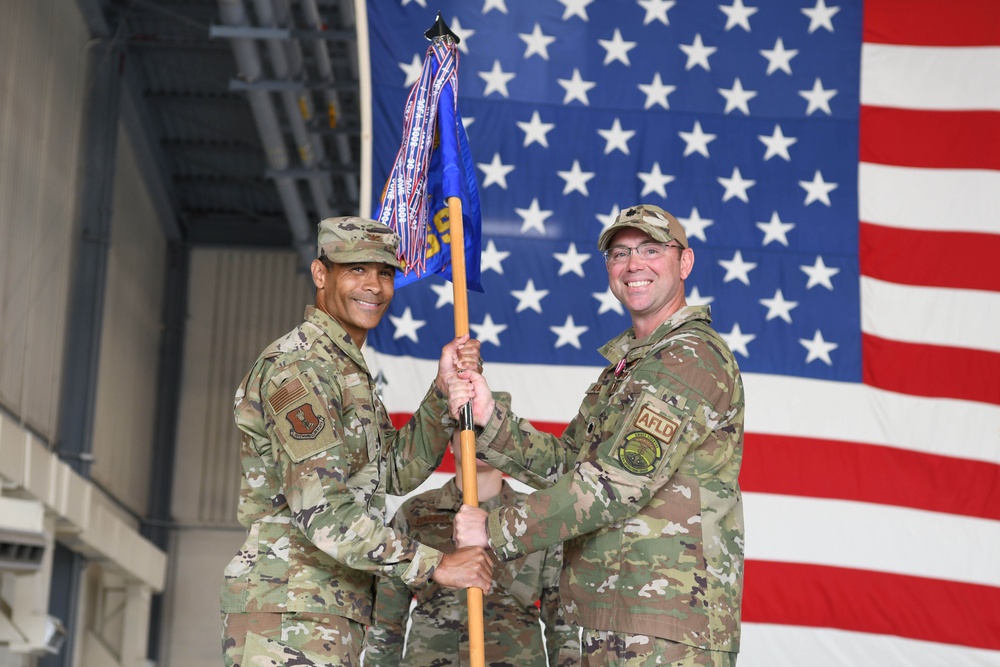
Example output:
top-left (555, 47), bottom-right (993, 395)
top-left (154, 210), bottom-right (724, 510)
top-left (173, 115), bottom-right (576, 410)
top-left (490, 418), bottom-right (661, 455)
top-left (475, 305), bottom-right (744, 664)
top-left (221, 303), bottom-right (456, 666)
top-left (364, 477), bottom-right (581, 667)
top-left (580, 629), bottom-right (737, 667)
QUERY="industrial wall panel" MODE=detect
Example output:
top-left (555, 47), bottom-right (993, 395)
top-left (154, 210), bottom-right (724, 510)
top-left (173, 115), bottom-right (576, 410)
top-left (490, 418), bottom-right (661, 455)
top-left (0, 0), bottom-right (89, 441)
top-left (160, 528), bottom-right (245, 667)
top-left (171, 247), bottom-right (307, 526)
top-left (89, 129), bottom-right (166, 517)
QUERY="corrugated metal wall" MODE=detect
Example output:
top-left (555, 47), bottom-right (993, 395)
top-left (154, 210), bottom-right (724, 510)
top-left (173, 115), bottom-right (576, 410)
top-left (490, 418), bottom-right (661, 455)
top-left (163, 246), bottom-right (308, 667)
top-left (0, 0), bottom-right (89, 440)
top-left (0, 0), bottom-right (169, 520)
top-left (88, 127), bottom-right (166, 517)
top-left (1, 2), bottom-right (172, 665)
top-left (172, 247), bottom-right (309, 526)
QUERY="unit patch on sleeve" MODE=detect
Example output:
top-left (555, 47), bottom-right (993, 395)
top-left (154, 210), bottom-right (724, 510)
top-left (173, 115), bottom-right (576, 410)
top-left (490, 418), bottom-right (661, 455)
top-left (267, 370), bottom-right (338, 462)
top-left (603, 394), bottom-right (687, 478)
top-left (614, 400), bottom-right (682, 476)
top-left (616, 431), bottom-right (662, 475)
top-left (285, 403), bottom-right (326, 440)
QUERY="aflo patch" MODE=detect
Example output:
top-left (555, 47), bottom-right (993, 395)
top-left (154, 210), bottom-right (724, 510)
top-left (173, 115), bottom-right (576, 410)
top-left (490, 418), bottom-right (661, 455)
top-left (633, 403), bottom-right (679, 444)
top-left (286, 403), bottom-right (326, 440)
top-left (616, 431), bottom-right (663, 475)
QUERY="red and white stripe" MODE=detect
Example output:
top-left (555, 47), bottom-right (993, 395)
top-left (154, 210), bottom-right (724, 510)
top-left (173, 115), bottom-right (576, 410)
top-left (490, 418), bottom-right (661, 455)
top-left (859, 0), bottom-right (1000, 408)
top-left (369, 353), bottom-right (1000, 663)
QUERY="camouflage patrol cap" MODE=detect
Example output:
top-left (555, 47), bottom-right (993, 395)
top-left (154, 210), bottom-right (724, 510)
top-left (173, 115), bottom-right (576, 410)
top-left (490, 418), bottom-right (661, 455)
top-left (597, 204), bottom-right (688, 251)
top-left (317, 216), bottom-right (402, 268)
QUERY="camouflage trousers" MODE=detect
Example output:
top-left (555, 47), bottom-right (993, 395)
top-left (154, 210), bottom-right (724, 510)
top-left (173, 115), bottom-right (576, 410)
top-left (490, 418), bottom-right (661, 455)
top-left (222, 611), bottom-right (363, 667)
top-left (581, 630), bottom-right (737, 667)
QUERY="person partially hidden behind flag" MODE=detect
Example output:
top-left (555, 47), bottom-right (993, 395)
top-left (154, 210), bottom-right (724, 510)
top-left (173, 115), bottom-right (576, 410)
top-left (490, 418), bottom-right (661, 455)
top-left (220, 216), bottom-right (494, 667)
top-left (450, 205), bottom-right (745, 666)
top-left (364, 419), bottom-right (582, 667)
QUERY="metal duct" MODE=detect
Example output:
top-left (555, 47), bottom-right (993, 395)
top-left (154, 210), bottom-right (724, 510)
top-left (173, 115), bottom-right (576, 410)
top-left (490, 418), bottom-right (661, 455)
top-left (251, 0), bottom-right (333, 221)
top-left (300, 0), bottom-right (359, 204)
top-left (217, 0), bottom-right (315, 267)
top-left (271, 0), bottom-right (328, 187)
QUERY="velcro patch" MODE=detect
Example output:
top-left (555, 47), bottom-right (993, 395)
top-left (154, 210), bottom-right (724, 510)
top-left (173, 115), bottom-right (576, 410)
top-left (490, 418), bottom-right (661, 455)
top-left (633, 402), bottom-right (680, 444)
top-left (268, 370), bottom-right (337, 462)
top-left (268, 376), bottom-right (308, 414)
top-left (616, 431), bottom-right (662, 476)
top-left (285, 403), bottom-right (326, 440)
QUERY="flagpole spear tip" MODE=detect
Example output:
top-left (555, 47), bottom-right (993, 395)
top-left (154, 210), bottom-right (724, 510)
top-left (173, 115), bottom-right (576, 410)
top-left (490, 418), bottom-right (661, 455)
top-left (424, 11), bottom-right (460, 44)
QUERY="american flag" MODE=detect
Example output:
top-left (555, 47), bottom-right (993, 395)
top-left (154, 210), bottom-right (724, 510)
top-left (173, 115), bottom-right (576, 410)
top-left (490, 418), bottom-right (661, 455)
top-left (357, 1), bottom-right (1000, 664)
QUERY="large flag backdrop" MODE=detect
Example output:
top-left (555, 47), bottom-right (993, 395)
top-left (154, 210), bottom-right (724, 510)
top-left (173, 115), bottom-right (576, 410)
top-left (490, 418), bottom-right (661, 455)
top-left (355, 1), bottom-right (1000, 664)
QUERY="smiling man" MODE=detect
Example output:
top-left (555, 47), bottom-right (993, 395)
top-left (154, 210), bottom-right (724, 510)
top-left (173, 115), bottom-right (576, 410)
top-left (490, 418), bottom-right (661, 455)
top-left (221, 217), bottom-right (493, 667)
top-left (451, 205), bottom-right (746, 666)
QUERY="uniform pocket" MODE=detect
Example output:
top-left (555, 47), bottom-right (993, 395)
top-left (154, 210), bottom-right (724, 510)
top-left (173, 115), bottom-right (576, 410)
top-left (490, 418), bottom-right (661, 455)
top-left (221, 523), bottom-right (260, 608)
top-left (599, 391), bottom-right (691, 481)
top-left (243, 630), bottom-right (339, 666)
top-left (268, 368), bottom-right (338, 463)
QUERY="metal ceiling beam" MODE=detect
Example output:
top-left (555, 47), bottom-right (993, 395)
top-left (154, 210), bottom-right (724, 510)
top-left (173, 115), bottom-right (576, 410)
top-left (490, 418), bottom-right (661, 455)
top-left (300, 0), bottom-right (358, 204)
top-left (217, 0), bottom-right (319, 267)
top-left (186, 220), bottom-right (294, 246)
top-left (228, 78), bottom-right (359, 93)
top-left (121, 71), bottom-right (185, 240)
top-left (252, 0), bottom-right (334, 223)
top-left (209, 24), bottom-right (355, 42)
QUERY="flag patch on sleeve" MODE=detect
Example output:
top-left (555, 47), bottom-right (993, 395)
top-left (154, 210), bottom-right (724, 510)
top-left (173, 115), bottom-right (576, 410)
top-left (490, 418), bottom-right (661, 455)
top-left (268, 376), bottom-right (308, 414)
top-left (267, 371), bottom-right (337, 462)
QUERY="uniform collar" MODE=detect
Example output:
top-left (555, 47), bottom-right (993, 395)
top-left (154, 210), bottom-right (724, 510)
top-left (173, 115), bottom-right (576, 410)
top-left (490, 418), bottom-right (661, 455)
top-left (303, 305), bottom-right (371, 372)
top-left (599, 304), bottom-right (713, 364)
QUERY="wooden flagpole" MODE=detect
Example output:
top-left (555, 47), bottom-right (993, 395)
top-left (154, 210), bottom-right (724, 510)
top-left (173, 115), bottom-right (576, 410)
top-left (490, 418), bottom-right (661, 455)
top-left (447, 194), bottom-right (486, 667)
top-left (424, 12), bottom-right (486, 667)
top-left (425, 14), bottom-right (485, 667)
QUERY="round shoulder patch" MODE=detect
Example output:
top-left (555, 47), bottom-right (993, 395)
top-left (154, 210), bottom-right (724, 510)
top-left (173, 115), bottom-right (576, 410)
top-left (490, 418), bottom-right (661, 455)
top-left (616, 431), bottom-right (663, 476)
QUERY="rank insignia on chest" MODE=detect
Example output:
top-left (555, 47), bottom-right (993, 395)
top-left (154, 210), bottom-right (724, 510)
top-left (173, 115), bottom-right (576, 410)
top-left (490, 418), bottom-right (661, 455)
top-left (286, 403), bottom-right (326, 440)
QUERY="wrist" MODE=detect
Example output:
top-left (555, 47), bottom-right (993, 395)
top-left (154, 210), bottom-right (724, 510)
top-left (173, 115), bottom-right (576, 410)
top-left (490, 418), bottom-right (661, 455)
top-left (482, 512), bottom-right (495, 553)
top-left (476, 397), bottom-right (496, 428)
top-left (434, 376), bottom-right (448, 397)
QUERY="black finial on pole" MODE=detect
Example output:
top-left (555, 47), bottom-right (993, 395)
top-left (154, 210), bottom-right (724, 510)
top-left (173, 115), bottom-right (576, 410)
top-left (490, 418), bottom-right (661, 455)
top-left (424, 11), bottom-right (460, 43)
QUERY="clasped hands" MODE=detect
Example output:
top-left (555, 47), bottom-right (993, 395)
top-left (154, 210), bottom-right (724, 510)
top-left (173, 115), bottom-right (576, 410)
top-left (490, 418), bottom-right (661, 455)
top-left (430, 335), bottom-right (492, 590)
top-left (440, 335), bottom-right (494, 552)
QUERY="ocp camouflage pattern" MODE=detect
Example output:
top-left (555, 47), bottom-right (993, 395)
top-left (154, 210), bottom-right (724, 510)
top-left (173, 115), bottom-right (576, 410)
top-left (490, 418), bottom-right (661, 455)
top-left (221, 306), bottom-right (455, 627)
top-left (475, 305), bottom-right (744, 653)
top-left (364, 478), bottom-right (581, 667)
top-left (222, 610), bottom-right (361, 667)
top-left (580, 629), bottom-right (737, 667)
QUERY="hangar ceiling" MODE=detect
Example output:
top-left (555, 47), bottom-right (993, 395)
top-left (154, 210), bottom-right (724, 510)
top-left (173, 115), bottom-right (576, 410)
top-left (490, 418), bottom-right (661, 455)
top-left (82, 0), bottom-right (362, 263)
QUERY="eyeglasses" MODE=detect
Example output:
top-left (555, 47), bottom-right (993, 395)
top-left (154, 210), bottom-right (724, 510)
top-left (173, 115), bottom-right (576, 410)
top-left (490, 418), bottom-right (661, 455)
top-left (603, 242), bottom-right (683, 265)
